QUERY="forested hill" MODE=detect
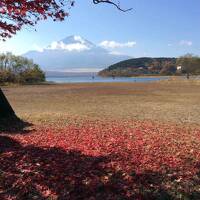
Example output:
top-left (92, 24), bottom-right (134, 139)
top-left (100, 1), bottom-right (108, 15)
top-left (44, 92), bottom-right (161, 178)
top-left (98, 57), bottom-right (177, 77)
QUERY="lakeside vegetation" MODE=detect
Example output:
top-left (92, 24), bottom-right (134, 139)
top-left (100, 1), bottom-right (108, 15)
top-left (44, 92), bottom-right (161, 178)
top-left (99, 55), bottom-right (200, 77)
top-left (0, 53), bottom-right (45, 85)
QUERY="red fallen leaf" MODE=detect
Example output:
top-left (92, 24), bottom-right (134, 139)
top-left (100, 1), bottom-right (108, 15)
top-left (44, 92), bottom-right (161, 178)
top-left (0, 120), bottom-right (200, 199)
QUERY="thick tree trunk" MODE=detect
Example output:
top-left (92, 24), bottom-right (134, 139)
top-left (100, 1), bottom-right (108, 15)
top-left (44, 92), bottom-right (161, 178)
top-left (0, 88), bottom-right (15, 117)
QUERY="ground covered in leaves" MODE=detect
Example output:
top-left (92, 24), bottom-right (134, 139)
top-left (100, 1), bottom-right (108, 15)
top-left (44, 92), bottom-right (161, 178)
top-left (0, 120), bottom-right (200, 200)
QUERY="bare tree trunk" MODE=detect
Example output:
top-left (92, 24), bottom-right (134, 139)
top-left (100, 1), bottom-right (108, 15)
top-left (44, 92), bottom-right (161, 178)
top-left (0, 88), bottom-right (15, 117)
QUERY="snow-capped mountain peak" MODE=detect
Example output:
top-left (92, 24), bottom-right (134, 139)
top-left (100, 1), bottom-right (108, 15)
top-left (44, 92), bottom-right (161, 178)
top-left (61, 35), bottom-right (95, 47)
top-left (46, 35), bottom-right (95, 52)
top-left (24, 35), bottom-right (131, 72)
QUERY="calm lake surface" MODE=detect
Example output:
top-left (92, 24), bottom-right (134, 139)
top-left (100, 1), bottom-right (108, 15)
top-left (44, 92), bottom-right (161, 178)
top-left (46, 75), bottom-right (167, 83)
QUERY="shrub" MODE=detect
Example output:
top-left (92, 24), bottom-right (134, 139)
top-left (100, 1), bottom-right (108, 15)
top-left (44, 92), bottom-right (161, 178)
top-left (0, 53), bottom-right (45, 84)
top-left (19, 65), bottom-right (45, 83)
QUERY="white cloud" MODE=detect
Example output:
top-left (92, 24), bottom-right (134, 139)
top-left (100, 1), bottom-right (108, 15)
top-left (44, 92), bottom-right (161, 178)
top-left (73, 35), bottom-right (86, 44)
top-left (32, 44), bottom-right (44, 52)
top-left (45, 41), bottom-right (90, 52)
top-left (109, 51), bottom-right (125, 55)
top-left (167, 43), bottom-right (173, 47)
top-left (179, 40), bottom-right (193, 46)
top-left (99, 40), bottom-right (136, 49)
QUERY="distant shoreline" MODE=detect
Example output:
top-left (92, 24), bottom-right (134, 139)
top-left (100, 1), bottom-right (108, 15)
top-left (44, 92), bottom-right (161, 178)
top-left (1, 75), bottom-right (199, 86)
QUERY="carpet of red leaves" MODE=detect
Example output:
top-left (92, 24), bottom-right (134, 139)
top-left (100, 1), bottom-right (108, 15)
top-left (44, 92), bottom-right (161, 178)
top-left (0, 120), bottom-right (200, 200)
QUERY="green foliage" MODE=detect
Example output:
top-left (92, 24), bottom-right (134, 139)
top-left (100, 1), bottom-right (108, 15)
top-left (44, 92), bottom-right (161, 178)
top-left (176, 54), bottom-right (200, 76)
top-left (99, 57), bottom-right (177, 77)
top-left (0, 53), bottom-right (45, 84)
top-left (99, 55), bottom-right (200, 77)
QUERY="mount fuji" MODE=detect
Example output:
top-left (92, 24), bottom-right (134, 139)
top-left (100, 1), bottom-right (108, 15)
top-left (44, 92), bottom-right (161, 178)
top-left (24, 35), bottom-right (131, 72)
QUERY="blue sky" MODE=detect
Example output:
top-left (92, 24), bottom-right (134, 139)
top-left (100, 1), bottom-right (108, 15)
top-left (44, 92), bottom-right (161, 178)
top-left (1, 0), bottom-right (200, 57)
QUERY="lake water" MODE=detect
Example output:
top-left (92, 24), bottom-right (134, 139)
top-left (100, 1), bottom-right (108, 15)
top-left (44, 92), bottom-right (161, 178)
top-left (46, 75), bottom-right (167, 83)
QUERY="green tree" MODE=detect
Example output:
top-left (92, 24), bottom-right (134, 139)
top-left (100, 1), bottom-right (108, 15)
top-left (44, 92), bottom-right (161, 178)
top-left (160, 61), bottom-right (177, 75)
top-left (176, 54), bottom-right (200, 79)
top-left (0, 53), bottom-right (45, 84)
top-left (19, 64), bottom-right (45, 83)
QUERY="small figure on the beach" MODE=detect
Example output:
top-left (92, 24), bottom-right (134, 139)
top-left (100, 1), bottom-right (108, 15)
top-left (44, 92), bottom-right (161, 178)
top-left (112, 75), bottom-right (115, 79)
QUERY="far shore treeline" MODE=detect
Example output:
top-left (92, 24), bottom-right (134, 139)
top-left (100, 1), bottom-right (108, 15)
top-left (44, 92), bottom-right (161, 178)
top-left (99, 55), bottom-right (200, 77)
top-left (1, 53), bottom-right (200, 85)
top-left (0, 53), bottom-right (45, 84)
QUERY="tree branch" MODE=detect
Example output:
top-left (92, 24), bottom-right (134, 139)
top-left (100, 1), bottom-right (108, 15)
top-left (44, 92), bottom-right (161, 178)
top-left (93, 0), bottom-right (132, 12)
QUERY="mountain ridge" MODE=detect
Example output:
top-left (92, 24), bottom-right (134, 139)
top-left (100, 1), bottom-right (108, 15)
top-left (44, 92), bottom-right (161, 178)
top-left (24, 35), bottom-right (131, 72)
top-left (98, 57), bottom-right (177, 77)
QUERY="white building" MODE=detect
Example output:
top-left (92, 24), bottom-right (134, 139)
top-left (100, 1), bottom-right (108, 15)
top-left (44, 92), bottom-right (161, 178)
top-left (177, 66), bottom-right (182, 71)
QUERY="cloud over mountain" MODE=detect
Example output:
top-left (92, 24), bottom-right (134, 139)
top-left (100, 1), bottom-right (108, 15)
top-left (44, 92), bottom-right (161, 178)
top-left (99, 40), bottom-right (136, 49)
top-left (24, 35), bottom-right (131, 72)
top-left (46, 41), bottom-right (90, 51)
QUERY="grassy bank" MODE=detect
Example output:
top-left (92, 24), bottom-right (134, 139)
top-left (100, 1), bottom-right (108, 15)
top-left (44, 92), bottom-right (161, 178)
top-left (2, 79), bottom-right (200, 126)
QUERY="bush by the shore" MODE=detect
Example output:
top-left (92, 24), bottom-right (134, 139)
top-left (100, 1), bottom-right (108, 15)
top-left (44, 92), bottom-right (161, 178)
top-left (0, 53), bottom-right (45, 84)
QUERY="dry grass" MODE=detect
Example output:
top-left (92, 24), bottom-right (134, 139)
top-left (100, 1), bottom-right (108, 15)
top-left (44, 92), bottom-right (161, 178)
top-left (2, 79), bottom-right (200, 126)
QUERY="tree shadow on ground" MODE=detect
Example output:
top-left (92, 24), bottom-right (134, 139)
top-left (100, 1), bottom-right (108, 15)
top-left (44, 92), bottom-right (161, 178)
top-left (0, 115), bottom-right (33, 134)
top-left (1, 136), bottom-right (200, 200)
